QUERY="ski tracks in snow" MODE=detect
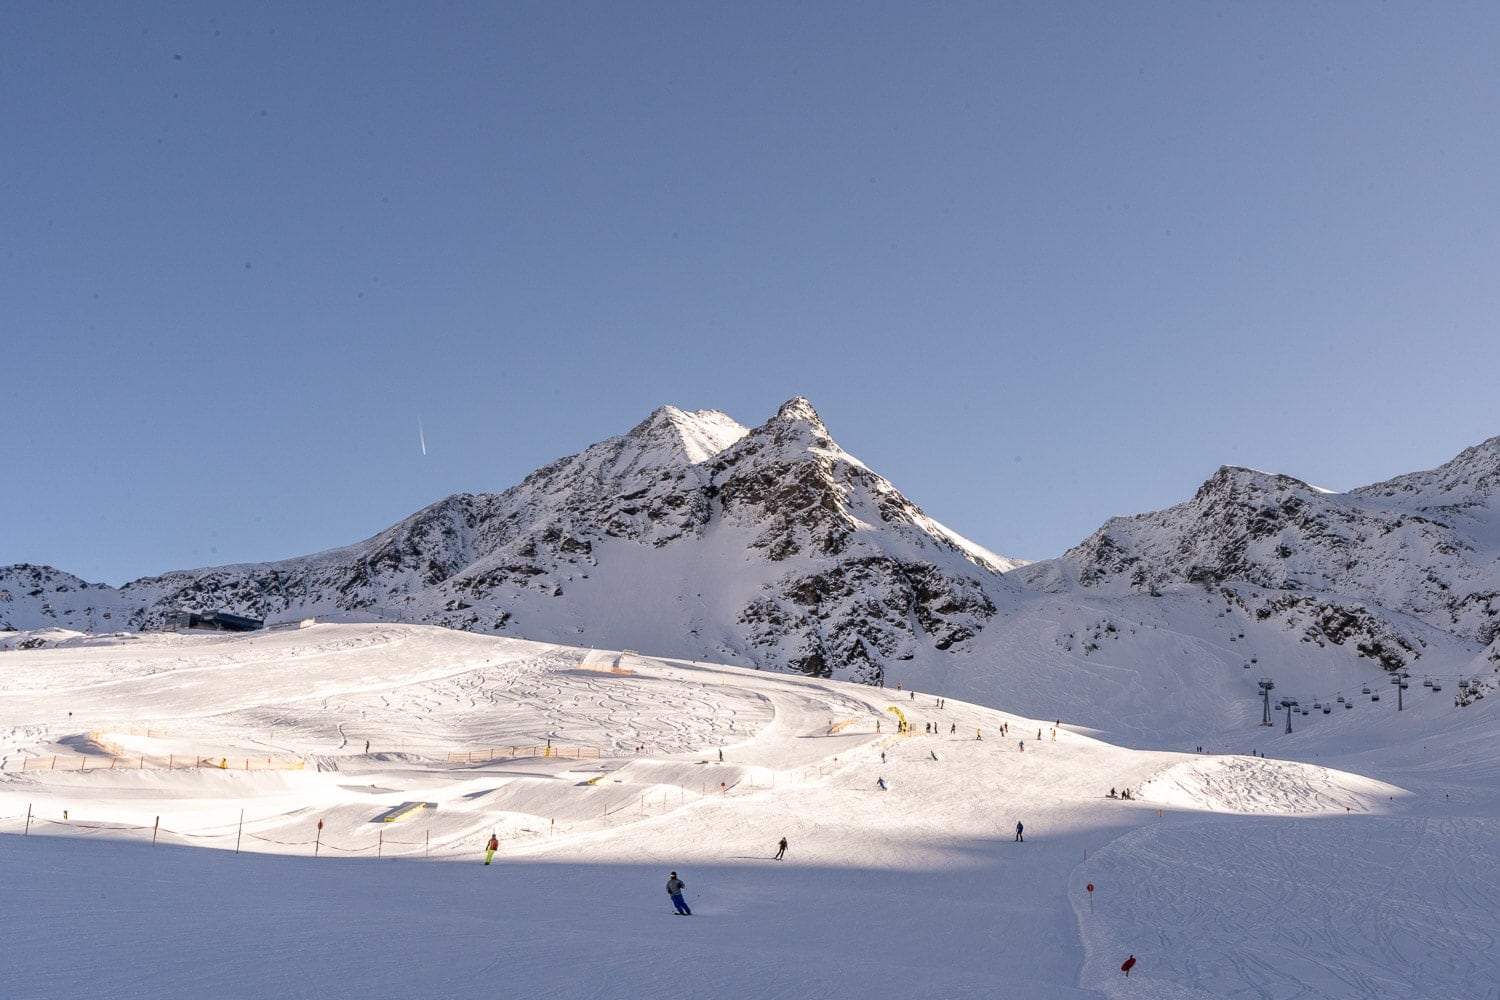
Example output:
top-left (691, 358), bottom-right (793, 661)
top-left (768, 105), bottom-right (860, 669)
top-left (1071, 815), bottom-right (1500, 998)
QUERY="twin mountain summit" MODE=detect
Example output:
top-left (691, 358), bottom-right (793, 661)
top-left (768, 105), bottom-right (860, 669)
top-left (6, 398), bottom-right (1499, 738)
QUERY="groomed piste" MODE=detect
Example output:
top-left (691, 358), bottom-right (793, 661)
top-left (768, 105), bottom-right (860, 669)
top-left (2, 622), bottom-right (1496, 999)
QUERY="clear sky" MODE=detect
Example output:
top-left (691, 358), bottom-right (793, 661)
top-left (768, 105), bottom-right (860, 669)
top-left (5, 3), bottom-right (1499, 585)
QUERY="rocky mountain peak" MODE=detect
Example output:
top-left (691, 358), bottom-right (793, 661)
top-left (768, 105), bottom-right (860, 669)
top-left (758, 396), bottom-right (834, 451)
top-left (1353, 435), bottom-right (1500, 516)
top-left (772, 395), bottom-right (825, 427)
top-left (622, 405), bottom-right (748, 467)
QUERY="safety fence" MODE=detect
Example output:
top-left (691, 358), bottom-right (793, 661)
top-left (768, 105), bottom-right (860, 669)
top-left (575, 661), bottom-right (635, 676)
top-left (91, 726), bottom-right (167, 747)
top-left (0, 746), bottom-right (606, 772)
top-left (446, 745), bottom-right (601, 764)
top-left (2, 753), bottom-right (306, 772)
top-left (7, 807), bottom-right (448, 859)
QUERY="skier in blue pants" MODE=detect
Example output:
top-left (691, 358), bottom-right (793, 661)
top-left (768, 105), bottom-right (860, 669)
top-left (666, 872), bottom-right (692, 915)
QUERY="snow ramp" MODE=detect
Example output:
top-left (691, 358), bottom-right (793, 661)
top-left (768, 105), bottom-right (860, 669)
top-left (1135, 755), bottom-right (1405, 815)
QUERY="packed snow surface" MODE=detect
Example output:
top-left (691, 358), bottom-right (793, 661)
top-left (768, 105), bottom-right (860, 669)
top-left (2, 623), bottom-right (1497, 999)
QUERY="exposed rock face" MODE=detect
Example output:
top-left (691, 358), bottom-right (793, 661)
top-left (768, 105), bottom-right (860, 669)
top-left (1, 399), bottom-right (1018, 685)
top-left (1026, 438), bottom-right (1500, 655)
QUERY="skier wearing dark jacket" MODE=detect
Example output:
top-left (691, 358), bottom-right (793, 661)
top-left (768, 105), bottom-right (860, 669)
top-left (666, 872), bottom-right (692, 915)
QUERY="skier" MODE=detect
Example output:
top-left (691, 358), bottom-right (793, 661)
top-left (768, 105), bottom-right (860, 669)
top-left (484, 833), bottom-right (499, 865)
top-left (718, 749), bottom-right (724, 762)
top-left (774, 836), bottom-right (787, 860)
top-left (364, 740), bottom-right (370, 754)
top-left (1121, 955), bottom-right (1137, 977)
top-left (877, 776), bottom-right (888, 791)
top-left (1020, 740), bottom-right (1025, 752)
top-left (666, 872), bottom-right (692, 915)
top-left (1015, 821), bottom-right (1024, 842)
top-left (881, 750), bottom-right (886, 763)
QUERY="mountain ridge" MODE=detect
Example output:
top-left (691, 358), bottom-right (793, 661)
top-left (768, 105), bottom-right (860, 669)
top-left (5, 402), bottom-right (1498, 739)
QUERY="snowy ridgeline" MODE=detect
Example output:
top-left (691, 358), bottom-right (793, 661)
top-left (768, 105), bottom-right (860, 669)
top-left (4, 403), bottom-right (1497, 750)
top-left (3, 622), bottom-right (1498, 999)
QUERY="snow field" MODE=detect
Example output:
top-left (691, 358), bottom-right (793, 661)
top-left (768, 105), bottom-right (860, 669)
top-left (3, 622), bottom-right (1496, 998)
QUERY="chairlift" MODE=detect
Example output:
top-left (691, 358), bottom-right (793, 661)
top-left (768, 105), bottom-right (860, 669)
top-left (1431, 681), bottom-right (1442, 692)
top-left (1362, 687), bottom-right (1372, 695)
top-left (1344, 700), bottom-right (1353, 709)
top-left (1313, 701), bottom-right (1322, 709)
top-left (1300, 707), bottom-right (1310, 715)
top-left (1423, 678), bottom-right (1434, 688)
top-left (1336, 695), bottom-right (1345, 703)
top-left (1323, 705), bottom-right (1331, 714)
top-left (1371, 692), bottom-right (1380, 701)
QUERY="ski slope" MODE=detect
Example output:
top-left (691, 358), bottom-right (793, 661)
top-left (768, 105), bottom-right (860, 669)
top-left (2, 623), bottom-right (1497, 999)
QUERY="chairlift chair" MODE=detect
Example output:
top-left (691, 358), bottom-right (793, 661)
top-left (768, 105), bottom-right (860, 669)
top-left (1362, 687), bottom-right (1372, 694)
top-left (1371, 692), bottom-right (1380, 701)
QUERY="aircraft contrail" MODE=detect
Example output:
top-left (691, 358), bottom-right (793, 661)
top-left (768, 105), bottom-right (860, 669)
top-left (418, 416), bottom-right (427, 457)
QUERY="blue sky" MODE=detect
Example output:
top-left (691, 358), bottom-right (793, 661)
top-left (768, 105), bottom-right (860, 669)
top-left (5, 3), bottom-right (1499, 585)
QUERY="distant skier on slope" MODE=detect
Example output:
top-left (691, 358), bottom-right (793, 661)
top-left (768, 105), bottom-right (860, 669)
top-left (1015, 821), bottom-right (1024, 842)
top-left (775, 836), bottom-right (787, 860)
top-left (666, 872), bottom-right (692, 915)
top-left (484, 833), bottom-right (499, 865)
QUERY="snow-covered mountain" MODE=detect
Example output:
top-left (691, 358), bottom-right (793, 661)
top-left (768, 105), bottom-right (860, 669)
top-left (1020, 438), bottom-right (1500, 670)
top-left (4, 404), bottom-right (1498, 733)
top-left (1045, 443), bottom-right (1500, 632)
top-left (0, 399), bottom-right (1019, 686)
